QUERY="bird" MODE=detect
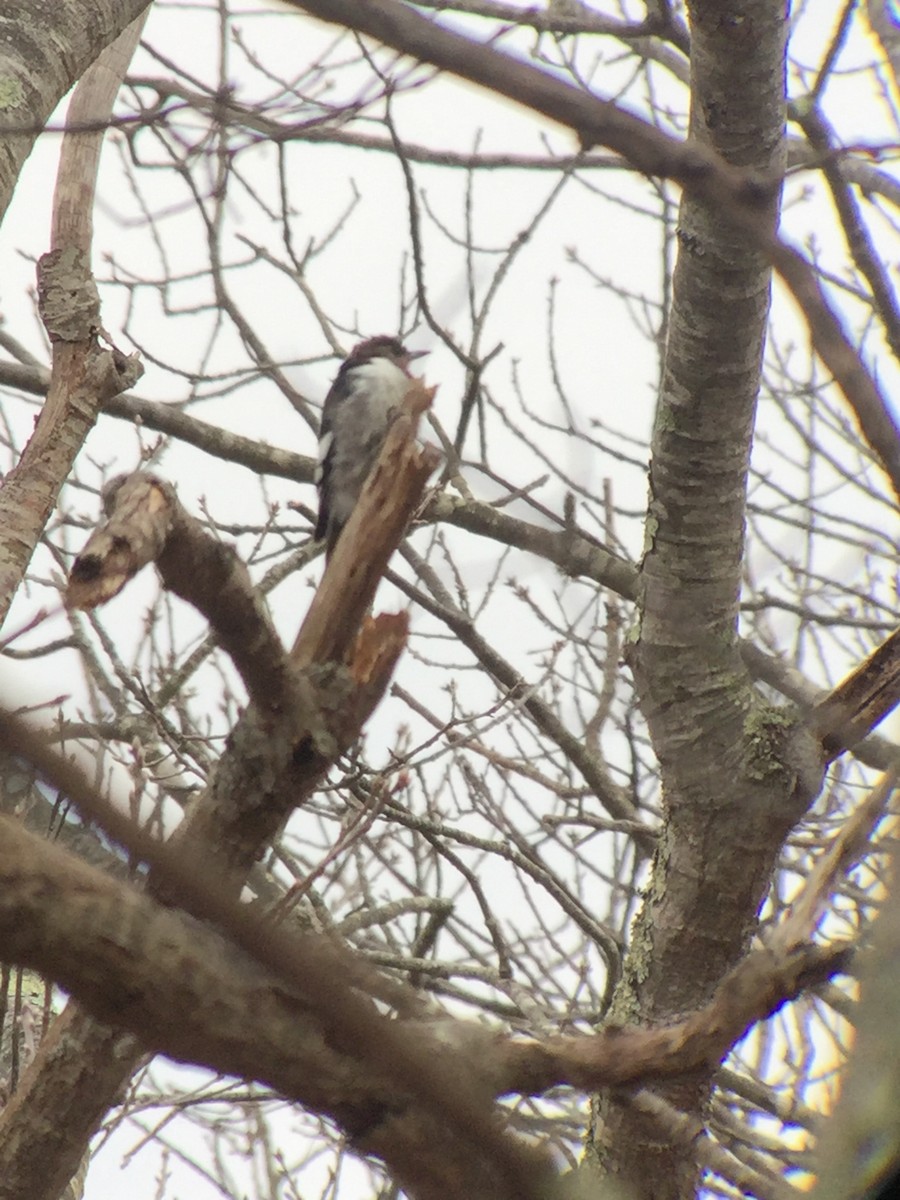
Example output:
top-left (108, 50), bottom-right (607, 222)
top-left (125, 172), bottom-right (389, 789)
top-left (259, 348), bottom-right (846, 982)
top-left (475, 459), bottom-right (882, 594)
top-left (315, 335), bottom-right (428, 559)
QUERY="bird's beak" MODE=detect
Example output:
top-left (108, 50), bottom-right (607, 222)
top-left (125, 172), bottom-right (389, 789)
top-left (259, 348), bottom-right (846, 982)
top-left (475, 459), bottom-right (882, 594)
top-left (407, 349), bottom-right (429, 360)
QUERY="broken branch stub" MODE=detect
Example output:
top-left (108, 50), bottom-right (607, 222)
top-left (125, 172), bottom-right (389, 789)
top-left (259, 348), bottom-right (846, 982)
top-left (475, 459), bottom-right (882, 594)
top-left (67, 474), bottom-right (174, 609)
top-left (808, 626), bottom-right (900, 760)
top-left (67, 471), bottom-right (303, 723)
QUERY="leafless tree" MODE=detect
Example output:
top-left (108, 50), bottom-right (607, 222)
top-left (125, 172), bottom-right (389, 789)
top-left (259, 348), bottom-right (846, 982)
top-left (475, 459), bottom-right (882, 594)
top-left (1, 3), bottom-right (899, 1199)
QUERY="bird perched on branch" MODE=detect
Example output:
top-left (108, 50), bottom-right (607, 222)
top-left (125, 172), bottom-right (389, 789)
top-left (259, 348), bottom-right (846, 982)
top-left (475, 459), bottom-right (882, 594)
top-left (315, 335), bottom-right (428, 558)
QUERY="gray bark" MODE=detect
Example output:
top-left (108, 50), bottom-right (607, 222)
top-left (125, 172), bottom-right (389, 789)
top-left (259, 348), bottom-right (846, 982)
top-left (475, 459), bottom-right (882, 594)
top-left (589, 4), bottom-right (802, 1198)
top-left (0, 1), bottom-right (151, 224)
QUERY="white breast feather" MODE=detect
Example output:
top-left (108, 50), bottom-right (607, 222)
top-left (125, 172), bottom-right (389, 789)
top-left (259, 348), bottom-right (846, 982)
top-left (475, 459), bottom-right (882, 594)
top-left (347, 356), bottom-right (409, 406)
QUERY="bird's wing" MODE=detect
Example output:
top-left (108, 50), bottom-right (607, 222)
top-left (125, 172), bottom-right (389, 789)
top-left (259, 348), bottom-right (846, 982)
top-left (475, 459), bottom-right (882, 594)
top-left (314, 388), bottom-right (338, 541)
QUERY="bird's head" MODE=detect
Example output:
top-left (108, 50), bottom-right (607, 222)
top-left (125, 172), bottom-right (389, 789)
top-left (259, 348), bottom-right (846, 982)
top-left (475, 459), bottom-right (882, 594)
top-left (345, 335), bottom-right (428, 375)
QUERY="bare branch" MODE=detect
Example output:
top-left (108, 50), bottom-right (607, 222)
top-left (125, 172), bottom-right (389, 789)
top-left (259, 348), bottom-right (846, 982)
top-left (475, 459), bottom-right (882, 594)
top-left (0, 13), bottom-right (145, 626)
top-left (286, 0), bottom-right (900, 500)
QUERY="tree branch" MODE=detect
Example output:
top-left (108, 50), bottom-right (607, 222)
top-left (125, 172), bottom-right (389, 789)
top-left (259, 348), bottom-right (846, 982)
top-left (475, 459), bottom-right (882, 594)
top-left (0, 761), bottom-right (851, 1196)
top-left (0, 784), bottom-right (851, 1111)
top-left (286, 0), bottom-right (900, 500)
top-left (0, 726), bottom-right (553, 1200)
top-left (0, 373), bottom-right (441, 1200)
top-left (0, 1), bottom-right (152, 224)
top-left (0, 10), bottom-right (145, 627)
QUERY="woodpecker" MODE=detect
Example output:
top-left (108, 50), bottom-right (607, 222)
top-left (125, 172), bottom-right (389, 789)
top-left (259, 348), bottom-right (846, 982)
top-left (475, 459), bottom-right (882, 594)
top-left (315, 335), bottom-right (428, 558)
